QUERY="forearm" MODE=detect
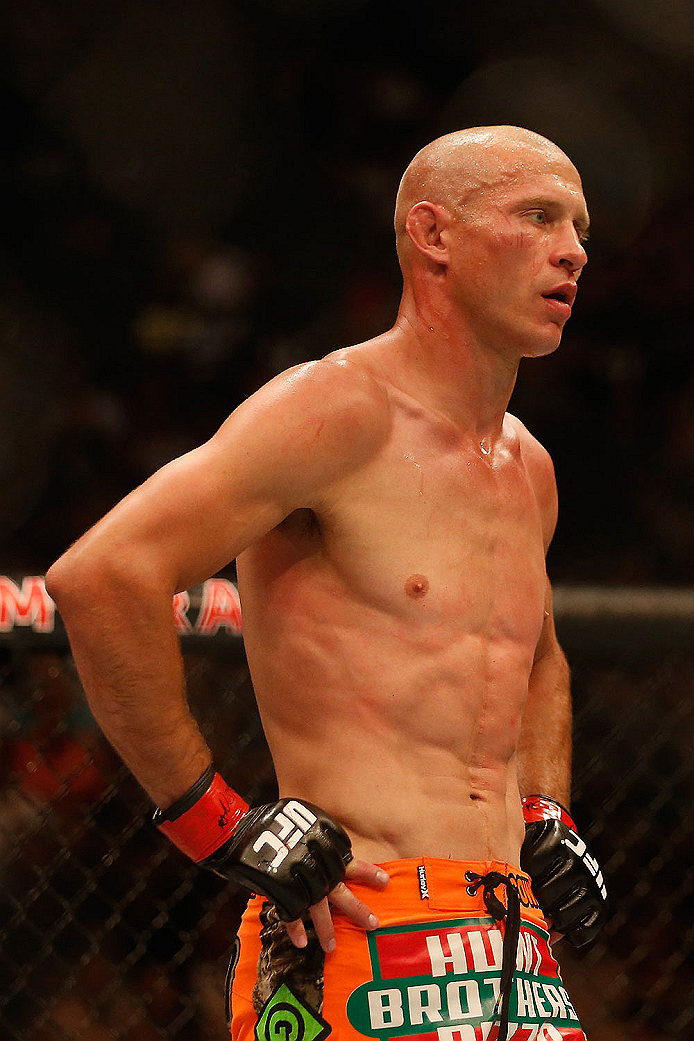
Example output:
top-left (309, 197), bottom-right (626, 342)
top-left (517, 642), bottom-right (572, 805)
top-left (518, 645), bottom-right (609, 946)
top-left (47, 566), bottom-right (211, 809)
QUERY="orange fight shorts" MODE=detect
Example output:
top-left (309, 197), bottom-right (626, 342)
top-left (227, 858), bottom-right (586, 1041)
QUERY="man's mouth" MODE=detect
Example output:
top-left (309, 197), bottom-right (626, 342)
top-left (544, 291), bottom-right (569, 303)
top-left (541, 283), bottom-right (577, 307)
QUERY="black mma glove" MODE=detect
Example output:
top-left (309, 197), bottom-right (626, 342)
top-left (152, 765), bottom-right (353, 921)
top-left (520, 794), bottom-right (608, 948)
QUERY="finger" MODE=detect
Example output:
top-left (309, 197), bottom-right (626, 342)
top-left (344, 858), bottom-right (390, 888)
top-left (283, 918), bottom-right (308, 949)
top-left (329, 880), bottom-right (380, 931)
top-left (309, 897), bottom-right (336, 953)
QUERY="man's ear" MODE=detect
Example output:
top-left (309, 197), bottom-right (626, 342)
top-left (405, 202), bottom-right (451, 267)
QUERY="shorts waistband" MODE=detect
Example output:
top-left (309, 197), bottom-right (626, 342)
top-left (339, 857), bottom-right (546, 931)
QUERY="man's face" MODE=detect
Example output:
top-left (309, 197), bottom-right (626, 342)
top-left (444, 148), bottom-right (589, 359)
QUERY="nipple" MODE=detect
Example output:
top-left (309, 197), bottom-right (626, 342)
top-left (405, 574), bottom-right (429, 599)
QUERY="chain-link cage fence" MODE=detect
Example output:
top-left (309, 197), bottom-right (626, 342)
top-left (1, 578), bottom-right (692, 1040)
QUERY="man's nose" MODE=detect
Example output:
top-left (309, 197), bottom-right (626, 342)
top-left (552, 228), bottom-right (588, 275)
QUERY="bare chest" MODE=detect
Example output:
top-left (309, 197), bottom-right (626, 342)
top-left (242, 419), bottom-right (548, 656)
top-left (331, 434), bottom-right (544, 635)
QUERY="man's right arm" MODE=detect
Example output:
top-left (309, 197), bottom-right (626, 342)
top-left (46, 358), bottom-right (392, 949)
top-left (45, 358), bottom-right (389, 808)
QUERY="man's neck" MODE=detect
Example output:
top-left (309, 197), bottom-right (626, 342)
top-left (380, 290), bottom-right (520, 444)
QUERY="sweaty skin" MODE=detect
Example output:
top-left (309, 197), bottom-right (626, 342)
top-left (46, 126), bottom-right (588, 952)
top-left (238, 360), bottom-right (548, 867)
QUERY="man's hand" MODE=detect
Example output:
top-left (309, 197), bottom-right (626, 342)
top-left (520, 794), bottom-right (609, 947)
top-left (154, 766), bottom-right (389, 951)
top-left (284, 859), bottom-right (390, 952)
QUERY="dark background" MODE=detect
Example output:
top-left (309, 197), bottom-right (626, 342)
top-left (2, 4), bottom-right (694, 1040)
top-left (1, 0), bottom-right (693, 583)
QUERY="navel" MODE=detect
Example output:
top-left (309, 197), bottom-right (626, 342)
top-left (405, 574), bottom-right (429, 599)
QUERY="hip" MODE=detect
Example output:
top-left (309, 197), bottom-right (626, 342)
top-left (228, 856), bottom-right (586, 1040)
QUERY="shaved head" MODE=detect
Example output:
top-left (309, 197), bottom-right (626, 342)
top-left (394, 126), bottom-right (579, 267)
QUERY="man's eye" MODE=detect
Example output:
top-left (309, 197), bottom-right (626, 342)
top-left (528, 211), bottom-right (546, 225)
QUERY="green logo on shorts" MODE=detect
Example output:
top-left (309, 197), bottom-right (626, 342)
top-left (255, 983), bottom-right (331, 1041)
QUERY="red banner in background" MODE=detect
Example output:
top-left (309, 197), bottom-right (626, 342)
top-left (0, 576), bottom-right (243, 638)
top-left (0, 576), bottom-right (55, 633)
top-left (173, 579), bottom-right (242, 636)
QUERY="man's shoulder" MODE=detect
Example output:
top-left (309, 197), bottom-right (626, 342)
top-left (507, 410), bottom-right (549, 451)
top-left (505, 413), bottom-right (554, 476)
top-left (259, 355), bottom-right (391, 437)
top-left (277, 354), bottom-right (389, 405)
top-left (232, 355), bottom-right (391, 482)
top-left (505, 413), bottom-right (558, 544)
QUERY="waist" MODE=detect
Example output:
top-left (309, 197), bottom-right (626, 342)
top-left (327, 793), bottom-right (525, 865)
top-left (276, 763), bottom-right (525, 864)
top-left (336, 857), bottom-right (546, 932)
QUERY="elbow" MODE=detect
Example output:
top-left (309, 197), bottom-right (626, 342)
top-left (45, 551), bottom-right (77, 603)
top-left (46, 537), bottom-right (175, 620)
top-left (45, 547), bottom-right (102, 615)
top-left (45, 539), bottom-right (135, 616)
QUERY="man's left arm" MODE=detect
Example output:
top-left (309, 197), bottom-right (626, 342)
top-left (518, 577), bottom-right (609, 947)
top-left (518, 579), bottom-right (571, 804)
top-left (516, 420), bottom-right (608, 945)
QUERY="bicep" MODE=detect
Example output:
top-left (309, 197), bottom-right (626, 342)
top-left (69, 403), bottom-right (326, 591)
top-left (533, 576), bottom-right (562, 666)
top-left (514, 417), bottom-right (558, 554)
top-left (81, 436), bottom-right (291, 593)
top-left (58, 360), bottom-right (389, 592)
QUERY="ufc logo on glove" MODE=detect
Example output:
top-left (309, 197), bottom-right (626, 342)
top-left (154, 769), bottom-right (353, 922)
top-left (253, 801), bottom-right (318, 868)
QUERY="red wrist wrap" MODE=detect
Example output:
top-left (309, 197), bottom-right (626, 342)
top-left (522, 794), bottom-right (577, 832)
top-left (156, 772), bottom-right (249, 862)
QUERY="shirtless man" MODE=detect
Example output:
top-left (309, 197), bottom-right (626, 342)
top-left (46, 126), bottom-right (608, 1041)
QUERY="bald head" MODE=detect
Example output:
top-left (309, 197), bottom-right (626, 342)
top-left (394, 126), bottom-right (579, 267)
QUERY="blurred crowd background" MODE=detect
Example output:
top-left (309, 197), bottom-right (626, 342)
top-left (2, 1), bottom-right (694, 1040)
top-left (1, 0), bottom-right (694, 583)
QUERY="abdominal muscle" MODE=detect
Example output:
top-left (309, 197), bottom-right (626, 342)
top-left (237, 562), bottom-right (531, 867)
top-left (272, 719), bottom-right (527, 866)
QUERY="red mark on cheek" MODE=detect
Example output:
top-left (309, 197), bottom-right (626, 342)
top-left (495, 229), bottom-right (527, 250)
top-left (405, 574), bottom-right (429, 599)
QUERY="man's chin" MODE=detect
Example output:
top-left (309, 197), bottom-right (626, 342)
top-left (522, 324), bottom-right (563, 359)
